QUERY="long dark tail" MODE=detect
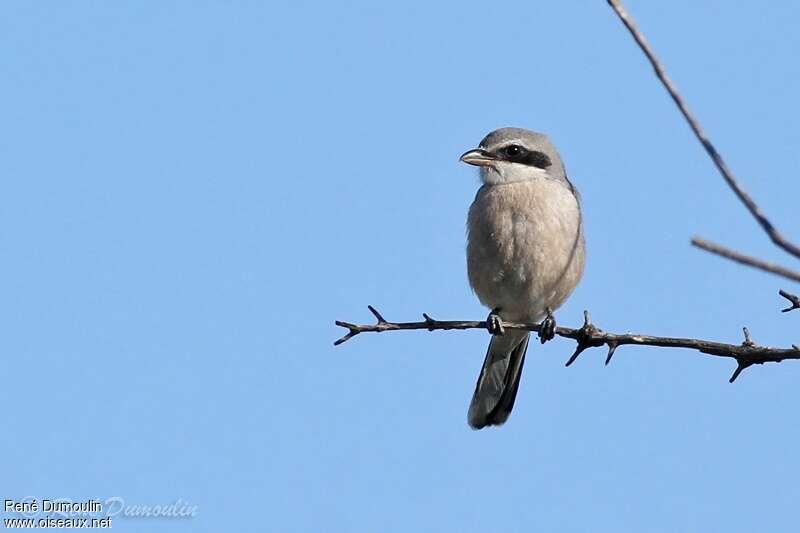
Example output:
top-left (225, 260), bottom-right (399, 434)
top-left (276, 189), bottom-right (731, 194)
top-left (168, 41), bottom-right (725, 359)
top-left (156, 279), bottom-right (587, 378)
top-left (467, 331), bottom-right (529, 429)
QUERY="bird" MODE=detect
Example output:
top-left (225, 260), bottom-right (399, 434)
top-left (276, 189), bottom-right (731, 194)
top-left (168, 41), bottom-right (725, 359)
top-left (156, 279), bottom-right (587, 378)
top-left (460, 127), bottom-right (585, 429)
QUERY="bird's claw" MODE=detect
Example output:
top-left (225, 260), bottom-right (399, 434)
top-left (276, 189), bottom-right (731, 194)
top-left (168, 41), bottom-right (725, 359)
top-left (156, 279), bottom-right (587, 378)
top-left (538, 308), bottom-right (556, 344)
top-left (486, 309), bottom-right (504, 336)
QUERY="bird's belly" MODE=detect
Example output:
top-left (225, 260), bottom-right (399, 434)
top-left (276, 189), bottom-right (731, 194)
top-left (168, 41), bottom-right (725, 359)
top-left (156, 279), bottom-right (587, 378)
top-left (467, 180), bottom-right (585, 322)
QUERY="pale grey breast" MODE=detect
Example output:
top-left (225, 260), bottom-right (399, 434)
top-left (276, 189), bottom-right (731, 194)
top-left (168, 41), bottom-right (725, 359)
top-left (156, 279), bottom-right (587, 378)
top-left (467, 178), bottom-right (585, 322)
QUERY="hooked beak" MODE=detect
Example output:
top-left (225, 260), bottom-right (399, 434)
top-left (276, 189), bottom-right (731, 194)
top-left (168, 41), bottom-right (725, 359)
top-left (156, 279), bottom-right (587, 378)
top-left (459, 148), bottom-right (496, 167)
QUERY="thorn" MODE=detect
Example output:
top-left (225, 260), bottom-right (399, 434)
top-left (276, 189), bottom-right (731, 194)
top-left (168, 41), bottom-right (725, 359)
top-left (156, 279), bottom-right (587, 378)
top-left (605, 341), bottom-right (619, 365)
top-left (423, 313), bottom-right (435, 330)
top-left (565, 346), bottom-right (587, 367)
top-left (741, 327), bottom-right (754, 347)
top-left (729, 360), bottom-right (752, 383)
top-left (368, 305), bottom-right (387, 324)
top-left (566, 309), bottom-right (604, 366)
top-left (793, 344), bottom-right (800, 351)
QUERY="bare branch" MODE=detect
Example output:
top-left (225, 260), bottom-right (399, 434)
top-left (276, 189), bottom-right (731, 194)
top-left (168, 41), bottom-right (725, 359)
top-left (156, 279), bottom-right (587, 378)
top-left (691, 237), bottom-right (800, 282)
top-left (607, 0), bottom-right (800, 260)
top-left (779, 289), bottom-right (800, 313)
top-left (335, 306), bottom-right (800, 381)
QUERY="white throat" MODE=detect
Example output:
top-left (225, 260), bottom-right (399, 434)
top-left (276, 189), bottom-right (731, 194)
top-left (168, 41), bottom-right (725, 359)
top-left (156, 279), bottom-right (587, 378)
top-left (480, 162), bottom-right (550, 186)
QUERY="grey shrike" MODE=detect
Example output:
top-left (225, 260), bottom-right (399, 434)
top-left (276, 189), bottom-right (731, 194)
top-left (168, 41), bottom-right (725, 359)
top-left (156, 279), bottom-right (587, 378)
top-left (460, 127), bottom-right (585, 429)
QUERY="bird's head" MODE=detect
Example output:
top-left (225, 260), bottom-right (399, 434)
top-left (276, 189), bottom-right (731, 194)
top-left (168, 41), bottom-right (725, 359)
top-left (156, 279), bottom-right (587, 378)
top-left (460, 127), bottom-right (566, 186)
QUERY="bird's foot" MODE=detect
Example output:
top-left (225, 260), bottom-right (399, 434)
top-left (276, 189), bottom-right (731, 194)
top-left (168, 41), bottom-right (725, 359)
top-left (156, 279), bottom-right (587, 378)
top-left (486, 308), bottom-right (504, 336)
top-left (538, 308), bottom-right (556, 344)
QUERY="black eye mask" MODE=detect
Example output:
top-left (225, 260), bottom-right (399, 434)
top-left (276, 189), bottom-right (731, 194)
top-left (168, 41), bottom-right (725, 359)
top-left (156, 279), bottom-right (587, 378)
top-left (495, 144), bottom-right (552, 169)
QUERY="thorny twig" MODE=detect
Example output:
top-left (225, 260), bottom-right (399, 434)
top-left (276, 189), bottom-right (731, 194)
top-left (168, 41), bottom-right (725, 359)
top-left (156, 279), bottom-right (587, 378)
top-left (335, 307), bottom-right (800, 383)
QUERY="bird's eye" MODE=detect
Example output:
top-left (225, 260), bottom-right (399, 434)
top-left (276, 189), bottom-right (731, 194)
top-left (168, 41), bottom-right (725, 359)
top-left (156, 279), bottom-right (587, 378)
top-left (504, 145), bottom-right (523, 158)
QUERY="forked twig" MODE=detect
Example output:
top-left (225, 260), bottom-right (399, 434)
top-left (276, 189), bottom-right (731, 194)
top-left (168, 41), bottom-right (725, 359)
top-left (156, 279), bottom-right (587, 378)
top-left (336, 307), bottom-right (800, 383)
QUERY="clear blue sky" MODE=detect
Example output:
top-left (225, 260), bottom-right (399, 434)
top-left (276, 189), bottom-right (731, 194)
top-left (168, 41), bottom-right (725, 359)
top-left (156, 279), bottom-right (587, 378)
top-left (3, 1), bottom-right (800, 531)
